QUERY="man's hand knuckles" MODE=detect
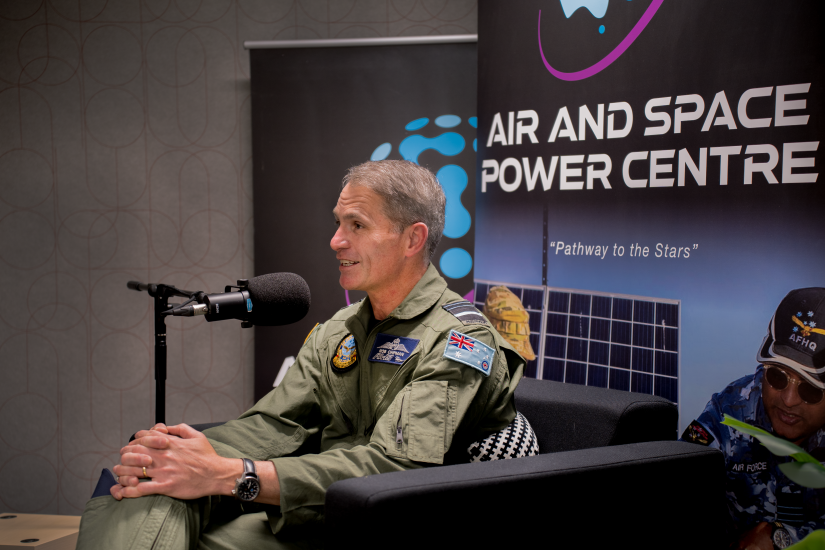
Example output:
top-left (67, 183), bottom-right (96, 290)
top-left (120, 452), bottom-right (151, 466)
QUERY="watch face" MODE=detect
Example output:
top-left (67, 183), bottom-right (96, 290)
top-left (773, 528), bottom-right (792, 549)
top-left (237, 478), bottom-right (260, 502)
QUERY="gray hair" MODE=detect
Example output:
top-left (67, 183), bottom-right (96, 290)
top-left (343, 160), bottom-right (446, 263)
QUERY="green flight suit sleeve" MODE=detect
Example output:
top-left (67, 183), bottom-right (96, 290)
top-left (269, 323), bottom-right (517, 534)
top-left (203, 324), bottom-right (326, 461)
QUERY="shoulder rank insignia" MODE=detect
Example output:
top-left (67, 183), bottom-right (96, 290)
top-left (442, 300), bottom-right (488, 326)
top-left (331, 334), bottom-right (358, 373)
top-left (369, 333), bottom-right (419, 365)
top-left (681, 420), bottom-right (714, 446)
top-left (443, 330), bottom-right (495, 377)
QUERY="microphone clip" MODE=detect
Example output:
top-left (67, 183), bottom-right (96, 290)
top-left (223, 279), bottom-right (252, 329)
top-left (225, 278), bottom-right (249, 292)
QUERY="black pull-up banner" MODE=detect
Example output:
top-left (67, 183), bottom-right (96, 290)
top-left (250, 39), bottom-right (477, 398)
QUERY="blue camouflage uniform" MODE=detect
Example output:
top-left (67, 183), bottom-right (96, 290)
top-left (681, 365), bottom-right (825, 543)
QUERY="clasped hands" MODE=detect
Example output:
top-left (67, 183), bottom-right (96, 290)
top-left (111, 423), bottom-right (233, 501)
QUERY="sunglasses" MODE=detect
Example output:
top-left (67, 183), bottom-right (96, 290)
top-left (764, 365), bottom-right (825, 405)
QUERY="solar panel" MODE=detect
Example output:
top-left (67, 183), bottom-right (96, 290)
top-left (473, 281), bottom-right (679, 403)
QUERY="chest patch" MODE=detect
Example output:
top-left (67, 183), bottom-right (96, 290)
top-left (331, 334), bottom-right (358, 373)
top-left (443, 330), bottom-right (495, 377)
top-left (442, 300), bottom-right (488, 326)
top-left (369, 333), bottom-right (419, 365)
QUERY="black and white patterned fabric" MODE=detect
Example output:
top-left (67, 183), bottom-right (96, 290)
top-left (467, 411), bottom-right (539, 462)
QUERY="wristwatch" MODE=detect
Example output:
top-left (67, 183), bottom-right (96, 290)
top-left (232, 458), bottom-right (260, 502)
top-left (771, 522), bottom-right (792, 550)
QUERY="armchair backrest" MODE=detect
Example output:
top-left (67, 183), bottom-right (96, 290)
top-left (514, 377), bottom-right (678, 453)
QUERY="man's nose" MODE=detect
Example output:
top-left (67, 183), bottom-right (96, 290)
top-left (330, 227), bottom-right (347, 251)
top-left (781, 381), bottom-right (804, 407)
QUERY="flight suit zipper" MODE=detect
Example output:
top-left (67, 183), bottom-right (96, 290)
top-left (360, 317), bottom-right (393, 437)
top-left (395, 394), bottom-right (405, 449)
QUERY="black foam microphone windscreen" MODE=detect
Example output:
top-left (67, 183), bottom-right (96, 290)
top-left (247, 272), bottom-right (311, 326)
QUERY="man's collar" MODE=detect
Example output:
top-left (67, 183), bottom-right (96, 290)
top-left (354, 263), bottom-right (445, 321)
top-left (349, 264), bottom-right (447, 333)
top-left (388, 263), bottom-right (447, 320)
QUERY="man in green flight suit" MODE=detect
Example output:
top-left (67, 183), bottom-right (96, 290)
top-left (76, 160), bottom-right (525, 549)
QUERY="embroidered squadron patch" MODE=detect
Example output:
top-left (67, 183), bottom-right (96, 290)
top-left (443, 330), bottom-right (495, 377)
top-left (681, 420), bottom-right (714, 446)
top-left (442, 300), bottom-right (488, 326)
top-left (331, 334), bottom-right (358, 373)
top-left (369, 333), bottom-right (419, 365)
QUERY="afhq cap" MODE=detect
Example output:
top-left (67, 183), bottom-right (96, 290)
top-left (757, 287), bottom-right (825, 389)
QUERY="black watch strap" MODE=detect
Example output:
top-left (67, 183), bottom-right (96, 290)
top-left (242, 458), bottom-right (257, 478)
top-left (233, 458), bottom-right (260, 502)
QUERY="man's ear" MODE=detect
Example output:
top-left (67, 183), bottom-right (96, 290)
top-left (405, 222), bottom-right (429, 259)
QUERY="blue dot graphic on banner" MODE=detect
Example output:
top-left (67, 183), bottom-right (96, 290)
top-left (397, 133), bottom-right (464, 163)
top-left (405, 117), bottom-right (429, 131)
top-left (436, 165), bottom-right (471, 239)
top-left (370, 143), bottom-right (392, 161)
top-left (434, 115), bottom-right (461, 128)
top-left (369, 115), bottom-right (474, 279)
top-left (440, 248), bottom-right (472, 279)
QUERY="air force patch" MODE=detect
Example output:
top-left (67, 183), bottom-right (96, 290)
top-left (331, 334), bottom-right (358, 373)
top-left (443, 330), bottom-right (495, 377)
top-left (370, 333), bottom-right (419, 365)
top-left (681, 420), bottom-right (714, 446)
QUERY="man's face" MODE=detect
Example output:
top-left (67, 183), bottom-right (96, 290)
top-left (762, 365), bottom-right (825, 443)
top-left (330, 183), bottom-right (408, 294)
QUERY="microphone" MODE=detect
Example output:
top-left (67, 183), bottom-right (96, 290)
top-left (165, 273), bottom-right (310, 327)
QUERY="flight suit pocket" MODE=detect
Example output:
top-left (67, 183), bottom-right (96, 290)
top-left (407, 380), bottom-right (449, 463)
top-left (382, 381), bottom-right (452, 464)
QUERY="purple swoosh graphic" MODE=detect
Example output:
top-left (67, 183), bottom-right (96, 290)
top-left (538, 0), bottom-right (664, 81)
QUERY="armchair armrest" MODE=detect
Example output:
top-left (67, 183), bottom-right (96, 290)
top-left (326, 441), bottom-right (727, 549)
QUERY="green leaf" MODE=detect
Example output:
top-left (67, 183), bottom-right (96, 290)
top-left (777, 462), bottom-right (825, 489)
top-left (787, 529), bottom-right (825, 550)
top-left (721, 415), bottom-right (806, 457)
top-left (791, 452), bottom-right (824, 465)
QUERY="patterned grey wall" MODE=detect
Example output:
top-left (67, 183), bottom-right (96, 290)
top-left (0, 0), bottom-right (477, 515)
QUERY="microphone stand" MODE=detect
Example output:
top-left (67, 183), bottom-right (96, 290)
top-left (127, 281), bottom-right (199, 424)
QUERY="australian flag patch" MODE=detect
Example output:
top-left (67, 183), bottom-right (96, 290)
top-left (369, 333), bottom-right (419, 365)
top-left (443, 330), bottom-right (495, 377)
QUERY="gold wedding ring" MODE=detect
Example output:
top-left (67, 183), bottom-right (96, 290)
top-left (142, 467), bottom-right (148, 478)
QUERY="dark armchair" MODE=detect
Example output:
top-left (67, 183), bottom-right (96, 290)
top-left (326, 378), bottom-right (729, 549)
